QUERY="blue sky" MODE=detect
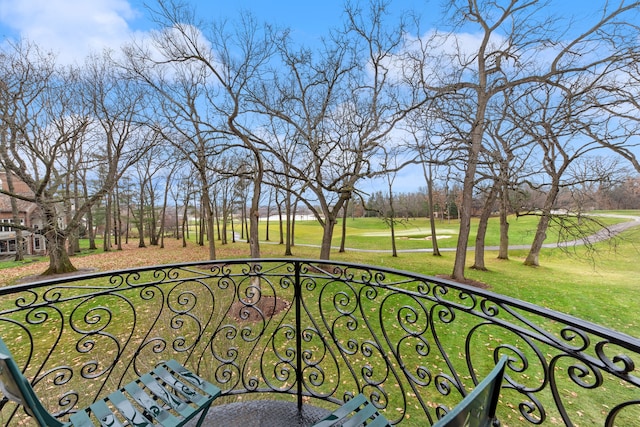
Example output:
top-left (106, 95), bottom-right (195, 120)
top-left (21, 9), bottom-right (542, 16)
top-left (0, 0), bottom-right (629, 193)
top-left (0, 0), bottom-right (430, 63)
top-left (0, 0), bottom-right (592, 65)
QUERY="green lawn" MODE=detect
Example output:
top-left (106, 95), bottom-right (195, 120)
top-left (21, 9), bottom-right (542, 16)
top-left (259, 213), bottom-right (640, 337)
top-left (3, 213), bottom-right (638, 336)
top-left (274, 214), bottom-right (629, 250)
top-left (258, 215), bottom-right (640, 425)
top-left (1, 212), bottom-right (638, 426)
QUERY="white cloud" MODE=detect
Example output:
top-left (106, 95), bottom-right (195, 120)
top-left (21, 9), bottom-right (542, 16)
top-left (0, 0), bottom-right (141, 64)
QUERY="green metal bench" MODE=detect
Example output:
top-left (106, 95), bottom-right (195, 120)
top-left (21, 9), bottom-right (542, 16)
top-left (0, 337), bottom-right (220, 427)
top-left (432, 355), bottom-right (508, 427)
top-left (312, 393), bottom-right (391, 427)
top-left (312, 356), bottom-right (507, 427)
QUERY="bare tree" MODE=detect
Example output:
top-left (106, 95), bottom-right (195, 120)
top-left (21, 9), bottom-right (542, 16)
top-left (584, 54), bottom-right (640, 173)
top-left (0, 44), bottom-right (84, 273)
top-left (158, 153), bottom-right (184, 249)
top-left (123, 1), bottom-right (278, 260)
top-left (84, 51), bottom-right (151, 253)
top-left (0, 42), bottom-right (149, 274)
top-left (474, 91), bottom-right (538, 265)
top-left (404, 109), bottom-right (448, 257)
top-left (380, 146), bottom-right (403, 257)
top-left (262, 118), bottom-right (308, 256)
top-left (258, 1), bottom-right (422, 260)
top-left (510, 82), bottom-right (623, 266)
top-left (407, 0), bottom-right (640, 280)
top-left (122, 43), bottom-right (223, 259)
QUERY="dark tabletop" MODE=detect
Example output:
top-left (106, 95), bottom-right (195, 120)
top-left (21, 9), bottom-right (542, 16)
top-left (187, 400), bottom-right (332, 427)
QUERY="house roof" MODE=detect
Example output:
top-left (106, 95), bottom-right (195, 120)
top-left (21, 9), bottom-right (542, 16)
top-left (0, 172), bottom-right (38, 215)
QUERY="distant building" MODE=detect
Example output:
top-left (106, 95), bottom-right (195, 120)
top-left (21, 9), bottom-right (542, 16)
top-left (0, 173), bottom-right (46, 256)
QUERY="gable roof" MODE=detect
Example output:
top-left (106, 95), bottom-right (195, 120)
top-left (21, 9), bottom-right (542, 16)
top-left (0, 172), bottom-right (38, 216)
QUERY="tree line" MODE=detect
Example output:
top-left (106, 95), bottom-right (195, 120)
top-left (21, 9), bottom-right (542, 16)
top-left (1, 0), bottom-right (640, 279)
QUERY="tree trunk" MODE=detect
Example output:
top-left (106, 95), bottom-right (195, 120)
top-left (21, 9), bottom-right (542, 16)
top-left (265, 189), bottom-right (272, 242)
top-left (524, 185), bottom-right (560, 266)
top-left (193, 200), bottom-right (199, 244)
top-left (42, 207), bottom-right (76, 275)
top-left (524, 213), bottom-right (550, 266)
top-left (339, 198), bottom-right (349, 253)
top-left (202, 191), bottom-right (216, 260)
top-left (44, 233), bottom-right (77, 275)
top-left (85, 178), bottom-right (97, 250)
top-left (277, 195), bottom-right (284, 246)
top-left (181, 202), bottom-right (188, 247)
top-left (174, 203), bottom-right (179, 240)
top-left (278, 205), bottom-right (284, 244)
top-left (65, 159), bottom-right (76, 257)
top-left (137, 183), bottom-right (146, 248)
top-left (148, 184), bottom-right (158, 246)
top-left (452, 96), bottom-right (487, 280)
top-left (452, 166), bottom-right (476, 279)
top-left (115, 183), bottom-right (123, 250)
top-left (388, 187), bottom-right (397, 258)
top-left (291, 199), bottom-right (298, 248)
top-left (283, 192), bottom-right (292, 254)
top-left (104, 193), bottom-right (112, 252)
top-left (125, 190), bottom-right (130, 245)
top-left (422, 160), bottom-right (441, 257)
top-left (249, 175), bottom-right (261, 259)
top-left (471, 186), bottom-right (497, 271)
top-left (319, 215), bottom-right (337, 260)
top-left (498, 185), bottom-right (510, 260)
top-left (69, 171), bottom-right (81, 254)
top-left (159, 175), bottom-right (170, 249)
top-left (389, 218), bottom-right (397, 258)
top-left (427, 187), bottom-right (440, 257)
top-left (214, 195), bottom-right (221, 243)
top-left (243, 202), bottom-right (249, 243)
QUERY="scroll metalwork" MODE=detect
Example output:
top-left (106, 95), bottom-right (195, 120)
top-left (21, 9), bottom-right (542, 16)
top-left (0, 259), bottom-right (637, 426)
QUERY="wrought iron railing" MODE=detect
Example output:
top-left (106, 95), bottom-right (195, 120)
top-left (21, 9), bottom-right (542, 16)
top-left (0, 259), bottom-right (638, 426)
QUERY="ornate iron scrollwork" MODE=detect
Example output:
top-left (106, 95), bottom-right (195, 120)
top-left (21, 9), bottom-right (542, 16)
top-left (0, 259), bottom-right (638, 425)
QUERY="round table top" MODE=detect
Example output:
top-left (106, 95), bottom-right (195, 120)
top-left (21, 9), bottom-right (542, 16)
top-left (188, 399), bottom-right (332, 427)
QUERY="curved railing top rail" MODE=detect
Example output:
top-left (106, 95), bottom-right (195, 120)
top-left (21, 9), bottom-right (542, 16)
top-left (0, 258), bottom-right (638, 426)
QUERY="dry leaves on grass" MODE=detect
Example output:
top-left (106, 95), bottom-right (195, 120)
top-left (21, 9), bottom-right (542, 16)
top-left (2, 239), bottom-right (250, 286)
top-left (3, 239), bottom-right (490, 289)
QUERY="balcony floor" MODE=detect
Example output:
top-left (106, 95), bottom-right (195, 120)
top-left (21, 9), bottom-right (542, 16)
top-left (189, 400), bottom-right (332, 427)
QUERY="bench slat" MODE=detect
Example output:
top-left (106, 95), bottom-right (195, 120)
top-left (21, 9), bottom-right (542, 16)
top-left (153, 367), bottom-right (205, 404)
top-left (341, 402), bottom-right (380, 427)
top-left (68, 408), bottom-right (95, 427)
top-left (139, 372), bottom-right (190, 412)
top-left (164, 360), bottom-right (220, 397)
top-left (124, 381), bottom-right (180, 426)
top-left (89, 399), bottom-right (126, 427)
top-left (108, 390), bottom-right (153, 426)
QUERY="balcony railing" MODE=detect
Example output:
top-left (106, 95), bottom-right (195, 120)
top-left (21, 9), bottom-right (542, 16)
top-left (0, 259), bottom-right (638, 426)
